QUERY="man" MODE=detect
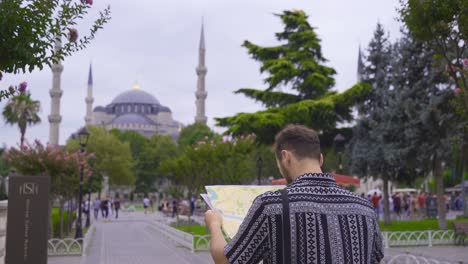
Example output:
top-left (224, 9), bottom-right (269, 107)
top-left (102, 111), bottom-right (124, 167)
top-left (114, 197), bottom-right (121, 219)
top-left (101, 197), bottom-right (109, 222)
top-left (143, 196), bottom-right (150, 214)
top-left (371, 192), bottom-right (381, 215)
top-left (417, 192), bottom-right (426, 218)
top-left (393, 192), bottom-right (402, 219)
top-left (93, 198), bottom-right (101, 220)
top-left (205, 125), bottom-right (384, 264)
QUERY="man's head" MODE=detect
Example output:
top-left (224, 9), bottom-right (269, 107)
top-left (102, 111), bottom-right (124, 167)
top-left (274, 124), bottom-right (323, 184)
top-left (374, 192), bottom-right (377, 196)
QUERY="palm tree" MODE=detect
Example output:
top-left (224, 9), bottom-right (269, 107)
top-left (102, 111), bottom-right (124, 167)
top-left (2, 92), bottom-right (41, 146)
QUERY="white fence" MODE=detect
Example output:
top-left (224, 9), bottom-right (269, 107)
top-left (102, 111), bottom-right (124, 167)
top-left (48, 224), bottom-right (96, 256)
top-left (382, 253), bottom-right (457, 264)
top-left (150, 220), bottom-right (196, 252)
top-left (382, 231), bottom-right (455, 248)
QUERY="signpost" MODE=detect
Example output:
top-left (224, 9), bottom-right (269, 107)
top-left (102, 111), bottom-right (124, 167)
top-left (5, 176), bottom-right (50, 264)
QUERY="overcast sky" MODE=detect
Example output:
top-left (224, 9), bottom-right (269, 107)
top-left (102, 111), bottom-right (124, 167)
top-left (1, 0), bottom-right (402, 147)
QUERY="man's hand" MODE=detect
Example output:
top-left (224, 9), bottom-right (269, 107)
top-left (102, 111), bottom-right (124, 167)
top-left (205, 210), bottom-right (229, 264)
top-left (205, 210), bottom-right (223, 231)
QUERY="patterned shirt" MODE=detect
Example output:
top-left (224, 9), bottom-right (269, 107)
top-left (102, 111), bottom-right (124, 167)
top-left (224, 173), bottom-right (384, 264)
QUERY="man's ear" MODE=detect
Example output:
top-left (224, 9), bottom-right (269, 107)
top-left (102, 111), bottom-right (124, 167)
top-left (319, 153), bottom-right (324, 167)
top-left (281, 150), bottom-right (290, 164)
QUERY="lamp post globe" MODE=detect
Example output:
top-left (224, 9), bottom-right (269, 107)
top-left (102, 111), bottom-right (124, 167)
top-left (75, 127), bottom-right (90, 239)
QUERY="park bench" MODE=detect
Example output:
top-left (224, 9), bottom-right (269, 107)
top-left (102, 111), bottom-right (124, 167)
top-left (453, 222), bottom-right (468, 246)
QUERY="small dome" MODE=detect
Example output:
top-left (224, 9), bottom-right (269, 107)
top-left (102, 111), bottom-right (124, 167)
top-left (111, 113), bottom-right (155, 125)
top-left (111, 89), bottom-right (160, 105)
top-left (94, 106), bottom-right (106, 112)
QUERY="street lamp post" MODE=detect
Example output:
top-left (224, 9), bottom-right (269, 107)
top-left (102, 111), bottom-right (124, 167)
top-left (85, 153), bottom-right (96, 228)
top-left (333, 133), bottom-right (345, 174)
top-left (75, 127), bottom-right (90, 240)
top-left (256, 154), bottom-right (263, 185)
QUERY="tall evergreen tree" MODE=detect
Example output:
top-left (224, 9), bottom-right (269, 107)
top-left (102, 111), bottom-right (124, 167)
top-left (392, 30), bottom-right (459, 230)
top-left (348, 23), bottom-right (395, 225)
top-left (216, 10), bottom-right (370, 144)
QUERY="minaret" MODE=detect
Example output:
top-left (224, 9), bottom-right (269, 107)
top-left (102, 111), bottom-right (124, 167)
top-left (85, 63), bottom-right (94, 125)
top-left (357, 46), bottom-right (365, 82)
top-left (195, 20), bottom-right (208, 124)
top-left (48, 39), bottom-right (63, 146)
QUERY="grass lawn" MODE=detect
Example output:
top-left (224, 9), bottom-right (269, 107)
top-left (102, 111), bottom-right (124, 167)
top-left (379, 218), bottom-right (468, 232)
top-left (174, 224), bottom-right (209, 249)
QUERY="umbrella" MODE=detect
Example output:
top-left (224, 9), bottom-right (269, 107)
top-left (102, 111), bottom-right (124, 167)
top-left (367, 189), bottom-right (382, 196)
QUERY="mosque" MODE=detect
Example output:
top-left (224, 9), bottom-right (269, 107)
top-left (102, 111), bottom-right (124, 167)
top-left (47, 24), bottom-right (208, 144)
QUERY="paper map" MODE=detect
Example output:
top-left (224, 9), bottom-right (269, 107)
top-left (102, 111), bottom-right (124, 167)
top-left (201, 185), bottom-right (285, 238)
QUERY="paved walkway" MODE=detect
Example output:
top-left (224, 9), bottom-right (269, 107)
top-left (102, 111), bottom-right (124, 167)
top-left (49, 212), bottom-right (213, 264)
top-left (48, 211), bottom-right (468, 264)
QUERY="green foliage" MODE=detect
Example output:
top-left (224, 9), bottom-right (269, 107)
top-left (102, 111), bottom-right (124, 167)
top-left (379, 219), bottom-right (468, 232)
top-left (0, 0), bottom-right (111, 79)
top-left (399, 0), bottom-right (468, 119)
top-left (66, 126), bottom-right (135, 186)
top-left (217, 83), bottom-right (370, 145)
top-left (2, 92), bottom-right (41, 145)
top-left (216, 10), bottom-right (369, 144)
top-left (136, 134), bottom-right (179, 193)
top-left (177, 123), bottom-right (217, 146)
top-left (51, 208), bottom-right (75, 238)
top-left (161, 135), bottom-right (258, 198)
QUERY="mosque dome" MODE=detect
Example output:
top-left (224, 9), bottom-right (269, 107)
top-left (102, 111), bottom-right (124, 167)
top-left (111, 113), bottom-right (155, 125)
top-left (111, 84), bottom-right (160, 105)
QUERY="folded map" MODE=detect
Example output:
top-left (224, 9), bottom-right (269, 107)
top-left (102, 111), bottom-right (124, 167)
top-left (201, 185), bottom-right (285, 238)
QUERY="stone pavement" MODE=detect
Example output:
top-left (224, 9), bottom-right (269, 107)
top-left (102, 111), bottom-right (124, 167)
top-left (48, 211), bottom-right (468, 264)
top-left (385, 246), bottom-right (468, 263)
top-left (48, 211), bottom-right (213, 264)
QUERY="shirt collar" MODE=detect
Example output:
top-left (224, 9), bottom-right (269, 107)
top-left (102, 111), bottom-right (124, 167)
top-left (290, 172), bottom-right (336, 186)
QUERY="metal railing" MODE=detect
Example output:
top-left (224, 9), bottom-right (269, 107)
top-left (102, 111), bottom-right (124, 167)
top-left (382, 231), bottom-right (455, 248)
top-left (382, 253), bottom-right (456, 264)
top-left (150, 220), bottom-right (195, 252)
top-left (47, 224), bottom-right (95, 256)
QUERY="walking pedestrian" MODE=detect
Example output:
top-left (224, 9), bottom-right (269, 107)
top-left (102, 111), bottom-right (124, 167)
top-left (101, 197), bottom-right (109, 222)
top-left (172, 199), bottom-right (178, 218)
top-left (205, 124), bottom-right (384, 264)
top-left (371, 192), bottom-right (380, 216)
top-left (93, 198), bottom-right (101, 220)
top-left (393, 192), bottom-right (402, 219)
top-left (143, 196), bottom-right (150, 214)
top-left (114, 197), bottom-right (120, 219)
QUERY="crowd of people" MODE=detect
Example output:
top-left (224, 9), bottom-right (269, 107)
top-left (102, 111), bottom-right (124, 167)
top-left (365, 191), bottom-right (464, 220)
top-left (158, 197), bottom-right (197, 218)
top-left (86, 197), bottom-right (121, 222)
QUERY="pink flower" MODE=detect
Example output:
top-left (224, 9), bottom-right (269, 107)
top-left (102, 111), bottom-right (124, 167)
top-left (454, 87), bottom-right (461, 94)
top-left (464, 58), bottom-right (468, 67)
top-left (19, 82), bottom-right (27, 94)
top-left (68, 28), bottom-right (78, 42)
top-left (81, 0), bottom-right (93, 4)
top-left (55, 156), bottom-right (61, 161)
top-left (34, 139), bottom-right (42, 146)
top-left (204, 135), bottom-right (209, 140)
top-left (240, 135), bottom-right (244, 139)
top-left (197, 141), bottom-right (206, 145)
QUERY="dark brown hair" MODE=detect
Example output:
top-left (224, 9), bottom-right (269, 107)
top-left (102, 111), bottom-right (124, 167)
top-left (274, 124), bottom-right (321, 160)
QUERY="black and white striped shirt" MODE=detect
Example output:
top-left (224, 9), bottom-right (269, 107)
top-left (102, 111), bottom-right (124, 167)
top-left (224, 173), bottom-right (384, 264)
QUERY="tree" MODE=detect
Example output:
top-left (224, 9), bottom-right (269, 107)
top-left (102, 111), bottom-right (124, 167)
top-left (215, 10), bottom-right (370, 144)
top-left (0, 0), bottom-right (111, 79)
top-left (399, 0), bottom-right (468, 119)
top-left (177, 123), bottom-right (217, 146)
top-left (136, 134), bottom-right (179, 193)
top-left (66, 126), bottom-right (135, 186)
top-left (5, 139), bottom-right (93, 237)
top-left (347, 23), bottom-right (395, 225)
top-left (2, 87), bottom-right (41, 146)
